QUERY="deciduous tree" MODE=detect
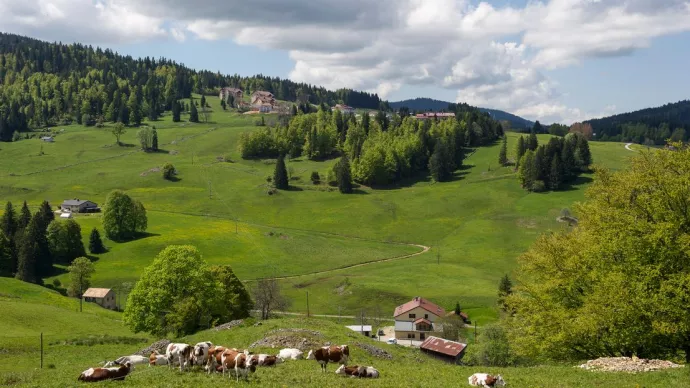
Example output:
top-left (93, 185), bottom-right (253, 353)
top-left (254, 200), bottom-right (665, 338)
top-left (253, 278), bottom-right (289, 320)
top-left (102, 190), bottom-right (147, 241)
top-left (67, 257), bottom-right (94, 297)
top-left (112, 122), bottom-right (126, 145)
top-left (47, 219), bottom-right (85, 265)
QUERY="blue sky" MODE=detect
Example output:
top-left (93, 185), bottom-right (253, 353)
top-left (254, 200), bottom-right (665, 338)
top-left (1, 0), bottom-right (689, 124)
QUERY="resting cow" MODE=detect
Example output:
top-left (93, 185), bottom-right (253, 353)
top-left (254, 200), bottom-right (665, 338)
top-left (306, 345), bottom-right (350, 372)
top-left (166, 343), bottom-right (192, 372)
top-left (104, 355), bottom-right (148, 368)
top-left (468, 373), bottom-right (506, 387)
top-left (148, 351), bottom-right (169, 366)
top-left (78, 362), bottom-right (132, 382)
top-left (256, 354), bottom-right (282, 367)
top-left (335, 365), bottom-right (380, 378)
top-left (277, 348), bottom-right (303, 361)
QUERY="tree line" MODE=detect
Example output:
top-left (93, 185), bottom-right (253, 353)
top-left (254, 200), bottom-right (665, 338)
top-left (0, 32), bottom-right (385, 141)
top-left (240, 105), bottom-right (503, 188)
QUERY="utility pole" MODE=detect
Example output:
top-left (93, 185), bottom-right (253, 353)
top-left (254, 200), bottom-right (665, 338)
top-left (306, 292), bottom-right (310, 318)
top-left (474, 321), bottom-right (477, 344)
top-left (40, 332), bottom-right (43, 369)
top-left (437, 248), bottom-right (440, 265)
top-left (79, 274), bottom-right (83, 313)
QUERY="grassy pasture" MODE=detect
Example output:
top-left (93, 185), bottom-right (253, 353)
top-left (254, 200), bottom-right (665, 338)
top-left (0, 95), bottom-right (635, 324)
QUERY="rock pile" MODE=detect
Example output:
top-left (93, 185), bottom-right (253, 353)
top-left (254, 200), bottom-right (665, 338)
top-left (356, 342), bottom-right (393, 360)
top-left (578, 357), bottom-right (684, 373)
top-left (212, 320), bottom-right (244, 331)
top-left (249, 329), bottom-right (323, 350)
top-left (135, 339), bottom-right (170, 356)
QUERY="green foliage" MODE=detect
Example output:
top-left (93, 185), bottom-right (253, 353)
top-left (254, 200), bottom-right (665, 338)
top-left (172, 100), bottom-right (181, 122)
top-left (189, 98), bottom-right (199, 122)
top-left (128, 86), bottom-right (142, 126)
top-left (549, 156), bottom-right (563, 190)
top-left (102, 190), bottom-right (147, 241)
top-left (15, 215), bottom-right (43, 283)
top-left (151, 128), bottom-right (159, 151)
top-left (576, 134), bottom-right (592, 171)
top-left (498, 136), bottom-right (508, 166)
top-left (310, 171), bottom-right (320, 184)
top-left (587, 100), bottom-right (690, 142)
top-left (0, 231), bottom-right (12, 277)
top-left (88, 228), bottom-right (105, 254)
top-left (1, 202), bottom-right (16, 240)
top-left (273, 155), bottom-right (289, 190)
top-left (497, 274), bottom-right (512, 312)
top-left (517, 149), bottom-right (536, 189)
top-left (334, 155), bottom-right (353, 194)
top-left (18, 201), bottom-right (31, 230)
top-left (208, 265), bottom-right (252, 322)
top-left (46, 220), bottom-right (85, 265)
top-left (548, 123), bottom-right (569, 136)
top-left (112, 122), bottom-right (126, 145)
top-left (429, 139), bottom-right (453, 182)
top-left (527, 132), bottom-right (538, 151)
top-left (508, 144), bottom-right (690, 361)
top-left (136, 127), bottom-right (154, 151)
top-left (200, 95), bottom-right (207, 108)
top-left (123, 245), bottom-right (219, 336)
top-left (67, 257), bottom-right (94, 297)
top-left (468, 324), bottom-right (516, 366)
top-left (238, 128), bottom-right (280, 159)
top-left (162, 162), bottom-right (176, 180)
top-left (515, 136), bottom-right (526, 166)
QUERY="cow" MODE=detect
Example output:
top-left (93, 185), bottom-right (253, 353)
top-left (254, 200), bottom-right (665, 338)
top-left (104, 355), bottom-right (148, 368)
top-left (165, 343), bottom-right (192, 372)
top-left (306, 345), bottom-right (350, 372)
top-left (256, 354), bottom-right (282, 367)
top-left (220, 348), bottom-right (241, 377)
top-left (192, 341), bottom-right (213, 366)
top-left (206, 346), bottom-right (229, 374)
top-left (233, 352), bottom-right (258, 382)
top-left (149, 351), bottom-right (169, 367)
top-left (78, 362), bottom-right (132, 382)
top-left (277, 348), bottom-right (303, 361)
top-left (335, 365), bottom-right (379, 378)
top-left (468, 373), bottom-right (506, 387)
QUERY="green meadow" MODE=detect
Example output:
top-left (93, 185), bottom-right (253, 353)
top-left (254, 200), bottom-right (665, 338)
top-left (0, 95), bottom-right (636, 324)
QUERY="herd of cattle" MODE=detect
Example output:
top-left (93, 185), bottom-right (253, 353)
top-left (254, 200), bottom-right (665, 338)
top-left (77, 341), bottom-right (507, 387)
top-left (77, 342), bottom-right (379, 383)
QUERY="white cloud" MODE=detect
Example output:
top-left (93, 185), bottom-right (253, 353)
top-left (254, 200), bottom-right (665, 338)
top-left (2, 0), bottom-right (690, 123)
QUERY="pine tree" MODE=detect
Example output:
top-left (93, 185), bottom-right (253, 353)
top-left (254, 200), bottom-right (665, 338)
top-left (576, 135), bottom-right (592, 171)
top-left (189, 99), bottom-right (199, 123)
top-left (549, 155), bottom-right (563, 190)
top-left (128, 87), bottom-right (142, 126)
top-left (15, 216), bottom-right (42, 283)
top-left (89, 228), bottom-right (106, 254)
top-left (1, 202), bottom-right (17, 240)
top-left (172, 100), bottom-right (181, 122)
top-left (561, 140), bottom-right (577, 182)
top-left (498, 136), bottom-right (508, 166)
top-left (335, 155), bottom-right (353, 194)
top-left (200, 95), bottom-right (206, 108)
top-left (0, 230), bottom-right (12, 277)
top-left (518, 149), bottom-right (537, 189)
top-left (515, 136), bottom-right (526, 166)
top-left (273, 155), bottom-right (289, 190)
top-left (18, 201), bottom-right (31, 230)
top-left (528, 132), bottom-right (539, 151)
top-left (497, 274), bottom-right (513, 312)
top-left (532, 120), bottom-right (543, 135)
top-left (429, 140), bottom-right (453, 182)
top-left (534, 146), bottom-right (546, 182)
top-left (152, 129), bottom-right (159, 151)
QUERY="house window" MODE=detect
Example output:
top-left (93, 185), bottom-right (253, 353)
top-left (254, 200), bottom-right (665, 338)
top-left (424, 314), bottom-right (429, 319)
top-left (407, 333), bottom-right (415, 339)
top-left (409, 313), bottom-right (416, 319)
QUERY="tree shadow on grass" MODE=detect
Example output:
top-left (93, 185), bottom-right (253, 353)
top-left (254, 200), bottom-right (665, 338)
top-left (285, 186), bottom-right (304, 192)
top-left (117, 143), bottom-right (137, 148)
top-left (109, 232), bottom-right (161, 243)
top-left (350, 188), bottom-right (369, 195)
top-left (165, 176), bottom-right (182, 182)
top-left (559, 175), bottom-right (594, 192)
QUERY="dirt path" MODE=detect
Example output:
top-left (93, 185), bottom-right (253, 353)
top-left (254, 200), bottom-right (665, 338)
top-left (625, 143), bottom-right (635, 151)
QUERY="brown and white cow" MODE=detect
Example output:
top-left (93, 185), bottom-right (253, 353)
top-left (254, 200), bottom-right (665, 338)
top-left (78, 362), bottom-right (132, 382)
top-left (256, 354), bottom-right (282, 367)
top-left (220, 348), bottom-right (241, 377)
top-left (148, 351), bottom-right (169, 367)
top-left (221, 349), bottom-right (256, 381)
top-left (192, 341), bottom-right (213, 366)
top-left (468, 373), bottom-right (506, 387)
top-left (306, 345), bottom-right (350, 372)
top-left (335, 365), bottom-right (379, 378)
top-left (165, 343), bottom-right (192, 372)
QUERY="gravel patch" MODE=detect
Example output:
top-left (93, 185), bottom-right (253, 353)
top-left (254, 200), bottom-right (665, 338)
top-left (578, 357), bottom-right (684, 373)
top-left (212, 320), bottom-right (244, 331)
top-left (134, 339), bottom-right (170, 356)
top-left (356, 342), bottom-right (393, 360)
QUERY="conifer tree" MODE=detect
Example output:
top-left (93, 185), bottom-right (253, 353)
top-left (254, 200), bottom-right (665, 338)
top-left (1, 202), bottom-right (16, 240)
top-left (273, 155), bottom-right (289, 190)
top-left (128, 87), bottom-right (142, 126)
top-left (335, 155), bottom-right (353, 194)
top-left (18, 201), bottom-right (31, 230)
top-left (549, 156), bottom-right (563, 190)
top-left (429, 139), bottom-right (453, 182)
top-left (172, 100), bottom-right (181, 122)
top-left (528, 132), bottom-right (539, 151)
top-left (576, 135), bottom-right (592, 171)
top-left (151, 129), bottom-right (159, 151)
top-left (515, 136), bottom-right (526, 166)
top-left (498, 274), bottom-right (513, 312)
top-left (200, 95), bottom-right (206, 108)
top-left (561, 140), bottom-right (577, 182)
top-left (16, 215), bottom-right (42, 283)
top-left (498, 136), bottom-right (508, 166)
top-left (0, 231), bottom-right (12, 277)
top-left (518, 149), bottom-right (537, 189)
top-left (89, 228), bottom-right (106, 254)
top-left (189, 99), bottom-right (199, 123)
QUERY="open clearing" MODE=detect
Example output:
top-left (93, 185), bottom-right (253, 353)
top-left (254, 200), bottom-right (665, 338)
top-left (0, 95), bottom-right (634, 323)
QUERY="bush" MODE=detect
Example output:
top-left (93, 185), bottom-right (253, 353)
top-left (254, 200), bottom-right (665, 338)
top-left (162, 163), bottom-right (176, 180)
top-left (464, 324), bottom-right (516, 367)
top-left (310, 171), bottom-right (320, 184)
top-left (327, 169), bottom-right (338, 187)
top-left (52, 278), bottom-right (61, 287)
top-left (530, 180), bottom-right (546, 192)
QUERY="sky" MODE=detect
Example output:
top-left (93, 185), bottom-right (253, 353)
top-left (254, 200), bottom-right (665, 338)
top-left (1, 0), bottom-right (689, 124)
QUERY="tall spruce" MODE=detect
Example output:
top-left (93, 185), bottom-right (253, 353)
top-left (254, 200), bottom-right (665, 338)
top-left (128, 86), bottom-right (142, 126)
top-left (16, 215), bottom-right (42, 283)
top-left (429, 139), bottom-right (453, 182)
top-left (200, 95), bottom-right (207, 108)
top-left (172, 100), bottom-right (181, 122)
top-left (189, 98), bottom-right (199, 123)
top-left (1, 202), bottom-right (17, 240)
top-left (151, 129), bottom-right (159, 151)
top-left (532, 120), bottom-right (544, 134)
top-left (515, 136), bottom-right (526, 166)
top-left (0, 231), bottom-right (12, 277)
top-left (518, 149), bottom-right (537, 189)
top-left (549, 156), bottom-right (563, 190)
top-left (18, 201), bottom-right (31, 230)
top-left (89, 228), bottom-right (106, 254)
top-left (273, 155), bottom-right (289, 190)
top-left (561, 139), bottom-right (577, 182)
top-left (498, 274), bottom-right (513, 312)
top-left (528, 132), bottom-right (539, 151)
top-left (335, 155), bottom-right (353, 194)
top-left (498, 136), bottom-right (508, 166)
top-left (576, 134), bottom-right (592, 171)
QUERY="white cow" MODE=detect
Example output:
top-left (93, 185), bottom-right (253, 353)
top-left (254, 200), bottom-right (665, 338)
top-left (166, 343), bottom-right (192, 372)
top-left (192, 341), bottom-right (213, 366)
top-left (148, 351), bottom-right (169, 366)
top-left (104, 355), bottom-right (148, 368)
top-left (468, 373), bottom-right (506, 387)
top-left (277, 348), bottom-right (303, 361)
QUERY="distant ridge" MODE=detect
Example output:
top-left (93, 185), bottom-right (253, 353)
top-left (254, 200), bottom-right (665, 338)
top-left (389, 98), bottom-right (533, 130)
top-left (584, 100), bottom-right (690, 141)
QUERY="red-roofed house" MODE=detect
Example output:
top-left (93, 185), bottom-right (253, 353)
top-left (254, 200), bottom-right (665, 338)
top-left (219, 87), bottom-right (243, 103)
top-left (420, 336), bottom-right (467, 364)
top-left (331, 104), bottom-right (355, 114)
top-left (394, 296), bottom-right (445, 341)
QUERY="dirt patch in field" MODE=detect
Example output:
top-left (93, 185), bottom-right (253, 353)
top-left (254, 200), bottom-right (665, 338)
top-left (577, 357), bottom-right (684, 373)
top-left (355, 342), bottom-right (393, 360)
top-left (134, 339), bottom-right (171, 356)
top-left (517, 218), bottom-right (537, 229)
top-left (140, 167), bottom-right (161, 177)
top-left (212, 320), bottom-right (244, 331)
top-left (249, 329), bottom-right (323, 350)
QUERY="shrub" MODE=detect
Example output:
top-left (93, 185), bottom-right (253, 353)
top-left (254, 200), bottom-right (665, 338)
top-left (327, 169), bottom-right (338, 187)
top-left (465, 324), bottom-right (516, 367)
top-left (310, 171), bottom-right (320, 184)
top-left (530, 180), bottom-right (546, 192)
top-left (52, 278), bottom-right (61, 287)
top-left (162, 163), bottom-right (176, 180)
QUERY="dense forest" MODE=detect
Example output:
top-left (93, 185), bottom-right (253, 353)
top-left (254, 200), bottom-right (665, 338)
top-left (0, 33), bottom-right (384, 141)
top-left (239, 104), bottom-right (504, 186)
top-left (585, 100), bottom-right (690, 144)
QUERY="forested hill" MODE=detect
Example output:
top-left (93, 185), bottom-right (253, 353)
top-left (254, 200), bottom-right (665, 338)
top-left (390, 98), bottom-right (533, 130)
top-left (0, 33), bottom-right (383, 140)
top-left (585, 100), bottom-right (690, 144)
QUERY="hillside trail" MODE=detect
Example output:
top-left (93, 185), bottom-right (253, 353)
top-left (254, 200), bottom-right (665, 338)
top-left (625, 143), bottom-right (635, 151)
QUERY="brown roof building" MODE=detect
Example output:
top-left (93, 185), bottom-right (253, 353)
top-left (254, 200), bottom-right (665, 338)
top-left (394, 297), bottom-right (445, 341)
top-left (420, 336), bottom-right (467, 364)
top-left (82, 288), bottom-right (116, 310)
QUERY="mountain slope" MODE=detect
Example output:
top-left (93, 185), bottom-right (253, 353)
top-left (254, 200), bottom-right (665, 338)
top-left (389, 98), bottom-right (533, 130)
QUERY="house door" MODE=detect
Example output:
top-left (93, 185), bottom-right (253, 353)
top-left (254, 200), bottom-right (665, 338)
top-left (420, 333), bottom-right (426, 340)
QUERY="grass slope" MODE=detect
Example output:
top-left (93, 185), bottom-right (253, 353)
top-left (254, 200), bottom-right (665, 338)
top-left (1, 317), bottom-right (686, 387)
top-left (0, 95), bottom-right (635, 324)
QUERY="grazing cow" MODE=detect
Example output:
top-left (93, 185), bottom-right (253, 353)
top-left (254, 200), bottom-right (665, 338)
top-left (192, 341), bottom-right (213, 366)
top-left (166, 343), bottom-right (192, 372)
top-left (233, 353), bottom-right (257, 382)
top-left (277, 348), bottom-right (303, 361)
top-left (104, 355), bottom-right (148, 368)
top-left (148, 351), bottom-right (169, 367)
top-left (206, 346), bottom-right (230, 374)
top-left (78, 362), bottom-right (132, 382)
top-left (468, 373), bottom-right (506, 387)
top-left (220, 348), bottom-right (241, 377)
top-left (335, 365), bottom-right (380, 378)
top-left (306, 345), bottom-right (350, 372)
top-left (256, 354), bottom-right (282, 367)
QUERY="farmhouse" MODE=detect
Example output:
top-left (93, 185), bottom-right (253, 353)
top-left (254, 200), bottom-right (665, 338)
top-left (82, 288), bottom-right (116, 310)
top-left (345, 325), bottom-right (372, 337)
top-left (40, 136), bottom-right (54, 142)
top-left (394, 296), bottom-right (445, 341)
top-left (332, 104), bottom-right (355, 114)
top-left (251, 91), bottom-right (276, 112)
top-left (219, 87), bottom-right (243, 102)
top-left (61, 199), bottom-right (99, 213)
top-left (420, 336), bottom-right (467, 364)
